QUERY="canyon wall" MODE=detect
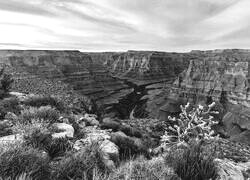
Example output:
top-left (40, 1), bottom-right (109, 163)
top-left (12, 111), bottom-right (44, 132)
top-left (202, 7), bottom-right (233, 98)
top-left (145, 49), bottom-right (250, 143)
top-left (0, 50), bottom-right (132, 114)
top-left (1, 49), bottom-right (250, 143)
top-left (0, 50), bottom-right (191, 119)
top-left (89, 51), bottom-right (191, 117)
top-left (90, 51), bottom-right (190, 85)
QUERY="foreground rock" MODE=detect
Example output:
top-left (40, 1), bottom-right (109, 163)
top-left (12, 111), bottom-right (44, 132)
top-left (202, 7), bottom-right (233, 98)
top-left (110, 131), bottom-right (149, 157)
top-left (0, 134), bottom-right (23, 146)
top-left (99, 139), bottom-right (119, 170)
top-left (73, 126), bottom-right (111, 150)
top-left (80, 113), bottom-right (99, 126)
top-left (216, 159), bottom-right (250, 180)
top-left (51, 123), bottom-right (74, 139)
top-left (101, 118), bottom-right (143, 138)
top-left (73, 126), bottom-right (119, 170)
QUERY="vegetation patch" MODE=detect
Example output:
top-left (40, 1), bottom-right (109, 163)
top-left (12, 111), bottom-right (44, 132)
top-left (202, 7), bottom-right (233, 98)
top-left (0, 146), bottom-right (51, 180)
top-left (20, 106), bottom-right (60, 124)
top-left (23, 95), bottom-right (65, 112)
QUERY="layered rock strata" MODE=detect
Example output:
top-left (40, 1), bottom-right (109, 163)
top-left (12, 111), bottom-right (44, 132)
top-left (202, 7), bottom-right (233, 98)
top-left (145, 49), bottom-right (250, 143)
top-left (0, 50), bottom-right (132, 112)
top-left (90, 51), bottom-right (191, 118)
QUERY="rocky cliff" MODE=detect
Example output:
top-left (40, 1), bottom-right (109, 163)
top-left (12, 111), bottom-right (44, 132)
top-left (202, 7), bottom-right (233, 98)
top-left (0, 50), bottom-right (132, 114)
top-left (0, 50), bottom-right (191, 119)
top-left (90, 51), bottom-right (190, 85)
top-left (90, 51), bottom-right (191, 117)
top-left (2, 49), bottom-right (250, 143)
top-left (145, 49), bottom-right (250, 144)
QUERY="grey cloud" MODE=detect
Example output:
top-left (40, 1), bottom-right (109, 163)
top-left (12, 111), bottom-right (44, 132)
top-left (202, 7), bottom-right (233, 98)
top-left (0, 43), bottom-right (23, 47)
top-left (0, 1), bottom-right (55, 16)
top-left (57, 6), bottom-right (137, 33)
top-left (0, 0), bottom-right (249, 51)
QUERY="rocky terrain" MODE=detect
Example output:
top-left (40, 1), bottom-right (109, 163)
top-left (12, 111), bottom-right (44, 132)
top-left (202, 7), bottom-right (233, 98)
top-left (90, 51), bottom-right (191, 118)
top-left (0, 49), bottom-right (250, 179)
top-left (1, 49), bottom-right (250, 140)
top-left (141, 49), bottom-right (250, 145)
top-left (0, 50), bottom-right (132, 116)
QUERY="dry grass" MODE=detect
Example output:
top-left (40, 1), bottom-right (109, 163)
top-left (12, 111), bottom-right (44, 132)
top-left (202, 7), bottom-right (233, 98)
top-left (20, 106), bottom-right (59, 124)
top-left (109, 156), bottom-right (178, 180)
top-left (0, 145), bottom-right (51, 180)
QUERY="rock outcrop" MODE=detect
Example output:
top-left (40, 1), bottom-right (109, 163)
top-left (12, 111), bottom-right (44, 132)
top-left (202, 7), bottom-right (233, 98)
top-left (215, 159), bottom-right (250, 180)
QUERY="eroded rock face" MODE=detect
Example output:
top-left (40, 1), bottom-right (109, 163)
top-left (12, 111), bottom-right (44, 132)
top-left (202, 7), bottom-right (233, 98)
top-left (90, 51), bottom-right (191, 118)
top-left (3, 49), bottom-right (250, 143)
top-left (0, 50), bottom-right (132, 115)
top-left (146, 49), bottom-right (250, 143)
top-left (91, 51), bottom-right (190, 85)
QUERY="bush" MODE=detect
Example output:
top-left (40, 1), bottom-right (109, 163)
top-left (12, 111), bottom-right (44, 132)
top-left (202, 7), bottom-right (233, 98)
top-left (110, 156), bottom-right (179, 180)
top-left (23, 125), bottom-right (52, 149)
top-left (52, 143), bottom-right (109, 180)
top-left (0, 172), bottom-right (33, 180)
top-left (23, 125), bottom-right (71, 159)
top-left (44, 138), bottom-right (72, 159)
top-left (23, 95), bottom-right (65, 112)
top-left (0, 68), bottom-right (13, 99)
top-left (165, 141), bottom-right (218, 180)
top-left (0, 146), bottom-right (51, 180)
top-left (20, 106), bottom-right (60, 124)
top-left (161, 102), bottom-right (219, 148)
top-left (0, 97), bottom-right (20, 119)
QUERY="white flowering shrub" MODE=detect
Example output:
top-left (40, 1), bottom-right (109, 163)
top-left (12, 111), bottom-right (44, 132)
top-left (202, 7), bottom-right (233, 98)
top-left (161, 102), bottom-right (219, 148)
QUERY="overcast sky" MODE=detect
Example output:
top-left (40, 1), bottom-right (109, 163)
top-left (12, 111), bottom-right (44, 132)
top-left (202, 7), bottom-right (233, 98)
top-left (0, 0), bottom-right (249, 52)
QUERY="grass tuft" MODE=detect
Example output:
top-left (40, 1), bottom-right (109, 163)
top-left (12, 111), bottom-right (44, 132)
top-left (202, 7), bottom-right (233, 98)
top-left (20, 106), bottom-right (59, 124)
top-left (165, 141), bottom-right (218, 180)
top-left (0, 145), bottom-right (51, 180)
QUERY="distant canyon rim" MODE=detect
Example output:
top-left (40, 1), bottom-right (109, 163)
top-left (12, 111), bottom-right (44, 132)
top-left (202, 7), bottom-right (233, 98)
top-left (1, 49), bottom-right (250, 144)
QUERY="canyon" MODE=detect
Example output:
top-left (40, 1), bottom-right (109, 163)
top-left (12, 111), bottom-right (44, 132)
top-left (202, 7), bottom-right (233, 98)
top-left (1, 49), bottom-right (250, 143)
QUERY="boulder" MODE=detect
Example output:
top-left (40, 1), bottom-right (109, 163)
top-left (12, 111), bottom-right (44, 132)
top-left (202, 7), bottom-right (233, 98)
top-left (215, 159), bottom-right (250, 180)
top-left (73, 126), bottom-right (110, 150)
top-left (0, 134), bottom-right (23, 146)
top-left (110, 131), bottom-right (148, 157)
top-left (101, 118), bottom-right (143, 138)
top-left (222, 112), bottom-right (243, 137)
top-left (0, 120), bottom-right (12, 130)
top-left (9, 92), bottom-right (27, 102)
top-left (236, 109), bottom-right (250, 130)
top-left (4, 112), bottom-right (18, 122)
top-left (58, 116), bottom-right (70, 124)
top-left (120, 123), bottom-right (143, 138)
top-left (99, 139), bottom-right (119, 170)
top-left (80, 113), bottom-right (99, 126)
top-left (100, 139), bottom-right (119, 161)
top-left (230, 130), bottom-right (250, 145)
top-left (51, 123), bottom-right (74, 139)
top-left (101, 118), bottom-right (121, 131)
